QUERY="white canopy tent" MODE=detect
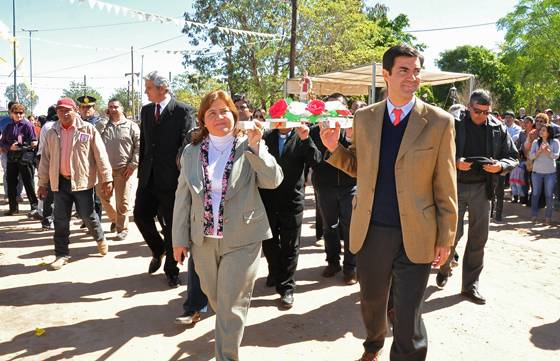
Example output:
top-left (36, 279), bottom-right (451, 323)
top-left (285, 63), bottom-right (474, 103)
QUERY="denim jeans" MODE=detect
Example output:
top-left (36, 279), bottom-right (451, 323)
top-left (53, 177), bottom-right (105, 256)
top-left (531, 172), bottom-right (556, 218)
top-left (182, 255), bottom-right (208, 314)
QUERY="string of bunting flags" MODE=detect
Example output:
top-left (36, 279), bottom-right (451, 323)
top-left (23, 34), bottom-right (275, 56)
top-left (67, 0), bottom-right (284, 40)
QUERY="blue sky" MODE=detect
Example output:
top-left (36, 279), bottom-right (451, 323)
top-left (0, 0), bottom-right (518, 113)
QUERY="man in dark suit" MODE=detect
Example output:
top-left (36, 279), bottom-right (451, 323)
top-left (134, 71), bottom-right (195, 288)
top-left (309, 93), bottom-right (358, 285)
top-left (320, 44), bottom-right (458, 361)
top-left (259, 123), bottom-right (321, 308)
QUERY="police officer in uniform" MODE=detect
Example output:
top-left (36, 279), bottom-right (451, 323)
top-left (77, 95), bottom-right (104, 228)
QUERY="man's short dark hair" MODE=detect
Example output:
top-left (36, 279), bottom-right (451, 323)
top-left (108, 98), bottom-right (121, 105)
top-left (382, 44), bottom-right (424, 73)
top-left (325, 92), bottom-right (347, 106)
top-left (469, 89), bottom-right (492, 106)
top-left (503, 110), bottom-right (515, 117)
top-left (524, 116), bottom-right (535, 125)
top-left (233, 93), bottom-right (246, 103)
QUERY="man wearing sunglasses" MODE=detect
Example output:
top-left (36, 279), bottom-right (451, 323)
top-left (436, 89), bottom-right (518, 305)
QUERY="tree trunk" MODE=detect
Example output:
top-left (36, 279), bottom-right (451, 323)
top-left (289, 0), bottom-right (297, 78)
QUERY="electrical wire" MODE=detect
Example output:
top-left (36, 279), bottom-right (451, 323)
top-left (16, 21), bottom-right (145, 33)
top-left (407, 22), bottom-right (496, 33)
top-left (34, 35), bottom-right (185, 75)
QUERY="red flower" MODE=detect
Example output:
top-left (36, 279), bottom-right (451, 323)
top-left (336, 109), bottom-right (352, 117)
top-left (306, 99), bottom-right (325, 115)
top-left (269, 99), bottom-right (289, 118)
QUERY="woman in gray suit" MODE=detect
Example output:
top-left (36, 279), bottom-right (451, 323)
top-left (172, 90), bottom-right (283, 361)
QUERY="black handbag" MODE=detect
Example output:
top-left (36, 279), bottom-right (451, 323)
top-left (19, 150), bottom-right (36, 166)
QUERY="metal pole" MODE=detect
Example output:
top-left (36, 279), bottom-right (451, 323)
top-left (139, 54), bottom-right (144, 112)
top-left (130, 46), bottom-right (135, 120)
top-left (12, 0), bottom-right (17, 101)
top-left (21, 29), bottom-right (37, 85)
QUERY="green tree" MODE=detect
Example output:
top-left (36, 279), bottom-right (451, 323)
top-left (365, 3), bottom-right (426, 51)
top-left (108, 87), bottom-right (141, 118)
top-left (61, 81), bottom-right (105, 109)
top-left (183, 0), bottom-right (291, 108)
top-left (171, 72), bottom-right (226, 110)
top-left (4, 83), bottom-right (39, 113)
top-left (497, 0), bottom-right (560, 112)
top-left (435, 45), bottom-right (515, 109)
top-left (182, 1), bottom-right (419, 107)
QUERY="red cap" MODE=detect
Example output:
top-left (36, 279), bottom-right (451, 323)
top-left (56, 97), bottom-right (76, 109)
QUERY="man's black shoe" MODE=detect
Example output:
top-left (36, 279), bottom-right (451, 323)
top-left (167, 274), bottom-right (182, 288)
top-left (461, 289), bottom-right (486, 305)
top-left (265, 275), bottom-right (276, 288)
top-left (279, 290), bottom-right (294, 309)
top-left (148, 255), bottom-right (163, 274)
top-left (27, 209), bottom-right (43, 220)
top-left (110, 223), bottom-right (116, 233)
top-left (322, 263), bottom-right (342, 278)
top-left (4, 209), bottom-right (18, 216)
top-left (436, 272), bottom-right (448, 288)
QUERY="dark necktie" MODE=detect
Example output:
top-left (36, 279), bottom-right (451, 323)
top-left (393, 108), bottom-right (403, 126)
top-left (155, 103), bottom-right (161, 124)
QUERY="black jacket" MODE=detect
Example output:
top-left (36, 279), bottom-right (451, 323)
top-left (259, 129), bottom-right (321, 214)
top-left (309, 125), bottom-right (356, 188)
top-left (137, 98), bottom-right (195, 191)
top-left (455, 112), bottom-right (519, 199)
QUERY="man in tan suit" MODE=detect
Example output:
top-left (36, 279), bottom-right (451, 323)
top-left (320, 44), bottom-right (458, 361)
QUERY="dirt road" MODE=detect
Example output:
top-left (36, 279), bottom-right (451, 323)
top-left (1, 183), bottom-right (559, 360)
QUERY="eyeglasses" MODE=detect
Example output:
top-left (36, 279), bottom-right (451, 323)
top-left (13, 112), bottom-right (24, 115)
top-left (206, 109), bottom-right (232, 119)
top-left (471, 108), bottom-right (491, 116)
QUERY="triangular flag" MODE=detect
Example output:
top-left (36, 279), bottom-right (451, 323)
top-left (88, 0), bottom-right (96, 9)
top-left (113, 4), bottom-right (120, 15)
top-left (121, 7), bottom-right (128, 16)
top-left (97, 1), bottom-right (105, 11)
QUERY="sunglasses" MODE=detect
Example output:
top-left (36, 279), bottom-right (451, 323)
top-left (471, 108), bottom-right (491, 116)
top-left (13, 111), bottom-right (24, 115)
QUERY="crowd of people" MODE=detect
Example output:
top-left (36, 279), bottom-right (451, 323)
top-left (1, 44), bottom-right (558, 361)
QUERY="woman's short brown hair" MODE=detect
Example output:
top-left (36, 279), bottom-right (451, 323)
top-left (9, 103), bottom-right (25, 114)
top-left (191, 90), bottom-right (241, 144)
top-left (535, 112), bottom-right (550, 124)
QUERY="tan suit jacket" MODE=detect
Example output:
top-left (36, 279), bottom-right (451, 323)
top-left (38, 116), bottom-right (112, 192)
top-left (327, 99), bottom-right (458, 263)
top-left (172, 136), bottom-right (283, 249)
